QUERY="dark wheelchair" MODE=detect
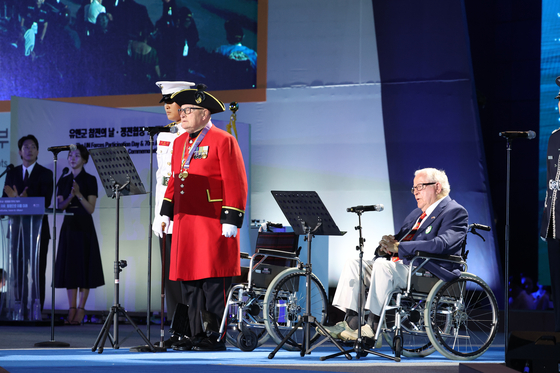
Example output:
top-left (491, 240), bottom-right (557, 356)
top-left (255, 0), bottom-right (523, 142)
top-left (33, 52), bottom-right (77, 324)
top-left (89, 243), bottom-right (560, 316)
top-left (377, 223), bottom-right (499, 360)
top-left (217, 228), bottom-right (329, 351)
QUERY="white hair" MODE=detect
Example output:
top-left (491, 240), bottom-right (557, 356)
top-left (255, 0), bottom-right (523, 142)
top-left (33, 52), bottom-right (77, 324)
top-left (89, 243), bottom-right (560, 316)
top-left (415, 168), bottom-right (450, 197)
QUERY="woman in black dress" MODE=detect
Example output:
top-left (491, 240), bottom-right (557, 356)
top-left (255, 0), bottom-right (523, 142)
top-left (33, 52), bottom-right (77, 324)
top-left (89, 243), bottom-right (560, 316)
top-left (54, 145), bottom-right (104, 325)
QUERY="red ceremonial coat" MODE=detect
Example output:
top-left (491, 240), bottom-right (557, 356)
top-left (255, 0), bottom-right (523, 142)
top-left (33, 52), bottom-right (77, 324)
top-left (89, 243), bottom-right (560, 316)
top-left (162, 123), bottom-right (247, 281)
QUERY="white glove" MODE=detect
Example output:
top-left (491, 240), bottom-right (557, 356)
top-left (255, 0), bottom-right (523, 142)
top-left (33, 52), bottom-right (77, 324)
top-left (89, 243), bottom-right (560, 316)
top-left (222, 223), bottom-right (237, 238)
top-left (152, 215), bottom-right (170, 238)
top-left (258, 221), bottom-right (267, 232)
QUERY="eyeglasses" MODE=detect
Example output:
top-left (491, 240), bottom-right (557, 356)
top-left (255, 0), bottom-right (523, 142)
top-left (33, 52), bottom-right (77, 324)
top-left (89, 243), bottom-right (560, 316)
top-left (411, 182), bottom-right (436, 194)
top-left (178, 107), bottom-right (204, 116)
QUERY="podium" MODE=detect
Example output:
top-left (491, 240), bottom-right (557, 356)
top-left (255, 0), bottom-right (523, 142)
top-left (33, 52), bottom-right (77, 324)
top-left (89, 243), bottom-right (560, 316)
top-left (0, 197), bottom-right (46, 322)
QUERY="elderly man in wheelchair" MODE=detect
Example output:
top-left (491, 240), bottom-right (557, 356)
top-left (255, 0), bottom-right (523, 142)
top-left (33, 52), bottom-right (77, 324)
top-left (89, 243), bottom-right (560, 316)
top-left (321, 167), bottom-right (498, 360)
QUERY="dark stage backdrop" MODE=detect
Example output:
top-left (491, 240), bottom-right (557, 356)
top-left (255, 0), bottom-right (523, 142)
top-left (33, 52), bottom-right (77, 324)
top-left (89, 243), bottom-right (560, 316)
top-left (371, 0), bottom-right (502, 302)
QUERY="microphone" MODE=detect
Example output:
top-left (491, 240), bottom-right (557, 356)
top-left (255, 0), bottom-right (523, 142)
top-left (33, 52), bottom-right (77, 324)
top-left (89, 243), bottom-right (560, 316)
top-left (47, 144), bottom-right (77, 152)
top-left (499, 130), bottom-right (536, 140)
top-left (347, 204), bottom-right (384, 213)
top-left (56, 167), bottom-right (69, 188)
top-left (0, 164), bottom-right (14, 178)
top-left (142, 126), bottom-right (178, 134)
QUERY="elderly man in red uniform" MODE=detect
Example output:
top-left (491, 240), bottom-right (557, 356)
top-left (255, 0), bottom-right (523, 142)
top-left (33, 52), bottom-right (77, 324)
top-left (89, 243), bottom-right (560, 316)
top-left (158, 84), bottom-right (247, 351)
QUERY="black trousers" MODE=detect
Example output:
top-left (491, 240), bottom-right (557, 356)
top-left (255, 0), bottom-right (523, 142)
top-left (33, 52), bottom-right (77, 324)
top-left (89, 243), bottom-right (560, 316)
top-left (159, 234), bottom-right (182, 320)
top-left (547, 239), bottom-right (560, 332)
top-left (181, 276), bottom-right (232, 337)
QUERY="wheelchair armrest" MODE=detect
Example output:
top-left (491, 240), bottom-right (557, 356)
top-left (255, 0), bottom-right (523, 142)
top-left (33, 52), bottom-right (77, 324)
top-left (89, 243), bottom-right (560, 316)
top-left (255, 248), bottom-right (297, 259)
top-left (240, 252), bottom-right (250, 259)
top-left (414, 251), bottom-right (463, 263)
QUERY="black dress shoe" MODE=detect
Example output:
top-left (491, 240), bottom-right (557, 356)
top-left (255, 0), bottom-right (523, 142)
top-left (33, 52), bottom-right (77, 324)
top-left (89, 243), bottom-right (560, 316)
top-left (192, 337), bottom-right (226, 352)
top-left (171, 338), bottom-right (194, 351)
top-left (154, 335), bottom-right (179, 348)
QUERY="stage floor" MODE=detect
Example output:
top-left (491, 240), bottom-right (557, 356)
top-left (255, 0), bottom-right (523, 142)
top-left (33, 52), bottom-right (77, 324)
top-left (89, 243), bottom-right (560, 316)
top-left (0, 323), bottom-right (506, 373)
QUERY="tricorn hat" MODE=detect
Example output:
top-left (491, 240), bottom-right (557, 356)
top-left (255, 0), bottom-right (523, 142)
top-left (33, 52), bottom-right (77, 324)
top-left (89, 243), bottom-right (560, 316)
top-left (171, 84), bottom-right (225, 114)
top-left (156, 81), bottom-right (195, 103)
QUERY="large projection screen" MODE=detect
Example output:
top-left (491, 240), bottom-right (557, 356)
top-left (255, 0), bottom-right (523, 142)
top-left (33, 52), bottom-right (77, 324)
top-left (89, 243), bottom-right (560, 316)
top-left (539, 0), bottom-right (560, 286)
top-left (0, 0), bottom-right (267, 112)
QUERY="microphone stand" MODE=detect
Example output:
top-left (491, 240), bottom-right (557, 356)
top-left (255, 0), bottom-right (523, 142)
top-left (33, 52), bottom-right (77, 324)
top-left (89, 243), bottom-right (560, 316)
top-left (498, 130), bottom-right (535, 360)
top-left (146, 130), bottom-right (154, 340)
top-left (130, 127), bottom-right (166, 352)
top-left (0, 164), bottom-right (13, 179)
top-left (503, 137), bottom-right (512, 360)
top-left (321, 209), bottom-right (398, 362)
top-left (35, 149), bottom-right (69, 348)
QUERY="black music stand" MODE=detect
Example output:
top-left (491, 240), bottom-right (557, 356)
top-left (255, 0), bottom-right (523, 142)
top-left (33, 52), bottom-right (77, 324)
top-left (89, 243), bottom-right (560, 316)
top-left (88, 147), bottom-right (154, 353)
top-left (267, 191), bottom-right (350, 359)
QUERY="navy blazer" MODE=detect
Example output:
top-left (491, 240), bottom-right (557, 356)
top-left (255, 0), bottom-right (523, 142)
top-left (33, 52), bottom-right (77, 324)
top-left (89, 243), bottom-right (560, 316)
top-left (394, 196), bottom-right (469, 281)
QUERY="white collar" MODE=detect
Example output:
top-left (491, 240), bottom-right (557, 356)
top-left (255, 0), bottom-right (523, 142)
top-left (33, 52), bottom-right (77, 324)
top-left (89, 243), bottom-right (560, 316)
top-left (23, 162), bottom-right (37, 176)
top-left (420, 197), bottom-right (446, 226)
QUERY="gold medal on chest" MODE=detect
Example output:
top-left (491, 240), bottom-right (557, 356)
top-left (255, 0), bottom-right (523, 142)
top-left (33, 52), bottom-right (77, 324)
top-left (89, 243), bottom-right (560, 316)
top-left (180, 171), bottom-right (188, 179)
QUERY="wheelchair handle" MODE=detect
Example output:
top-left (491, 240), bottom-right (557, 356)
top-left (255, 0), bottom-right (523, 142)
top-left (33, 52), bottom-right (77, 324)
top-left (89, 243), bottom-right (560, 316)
top-left (469, 223), bottom-right (491, 231)
top-left (467, 223), bottom-right (491, 244)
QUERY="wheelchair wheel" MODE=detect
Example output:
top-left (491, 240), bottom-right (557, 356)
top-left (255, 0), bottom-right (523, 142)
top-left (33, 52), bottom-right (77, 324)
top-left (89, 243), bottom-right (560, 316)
top-left (382, 295), bottom-right (438, 357)
top-left (263, 267), bottom-right (328, 351)
top-left (237, 330), bottom-right (259, 352)
top-left (225, 288), bottom-right (270, 349)
top-left (424, 272), bottom-right (499, 360)
top-left (393, 335), bottom-right (402, 359)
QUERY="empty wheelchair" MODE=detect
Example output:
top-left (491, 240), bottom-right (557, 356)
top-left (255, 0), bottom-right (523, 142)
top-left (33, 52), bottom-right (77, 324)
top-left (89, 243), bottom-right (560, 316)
top-left (379, 223), bottom-right (499, 360)
top-left (217, 229), bottom-right (328, 352)
top-left (262, 261), bottom-right (329, 351)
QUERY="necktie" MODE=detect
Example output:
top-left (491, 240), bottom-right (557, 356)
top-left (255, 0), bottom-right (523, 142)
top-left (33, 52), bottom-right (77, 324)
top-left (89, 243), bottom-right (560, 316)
top-left (392, 211), bottom-right (427, 262)
top-left (24, 169), bottom-right (29, 186)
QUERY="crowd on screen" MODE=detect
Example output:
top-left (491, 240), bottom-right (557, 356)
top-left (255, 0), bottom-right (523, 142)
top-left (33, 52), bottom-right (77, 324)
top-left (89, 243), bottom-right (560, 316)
top-left (0, 0), bottom-right (257, 98)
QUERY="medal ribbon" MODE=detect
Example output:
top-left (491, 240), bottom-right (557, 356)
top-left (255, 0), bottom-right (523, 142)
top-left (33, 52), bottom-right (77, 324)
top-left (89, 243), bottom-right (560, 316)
top-left (181, 122), bottom-right (212, 175)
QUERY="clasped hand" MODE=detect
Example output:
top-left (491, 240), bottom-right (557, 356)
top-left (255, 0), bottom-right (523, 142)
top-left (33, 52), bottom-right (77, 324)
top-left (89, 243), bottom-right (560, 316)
top-left (70, 180), bottom-right (81, 199)
top-left (4, 185), bottom-right (28, 198)
top-left (379, 235), bottom-right (399, 255)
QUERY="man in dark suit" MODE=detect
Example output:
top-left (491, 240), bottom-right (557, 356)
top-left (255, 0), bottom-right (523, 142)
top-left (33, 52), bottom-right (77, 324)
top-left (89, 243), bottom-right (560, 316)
top-left (322, 168), bottom-right (468, 341)
top-left (3, 134), bottom-right (53, 317)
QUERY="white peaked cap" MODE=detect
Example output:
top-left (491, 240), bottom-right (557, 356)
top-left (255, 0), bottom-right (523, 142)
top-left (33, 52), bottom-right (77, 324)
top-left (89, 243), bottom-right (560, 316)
top-left (156, 81), bottom-right (196, 95)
